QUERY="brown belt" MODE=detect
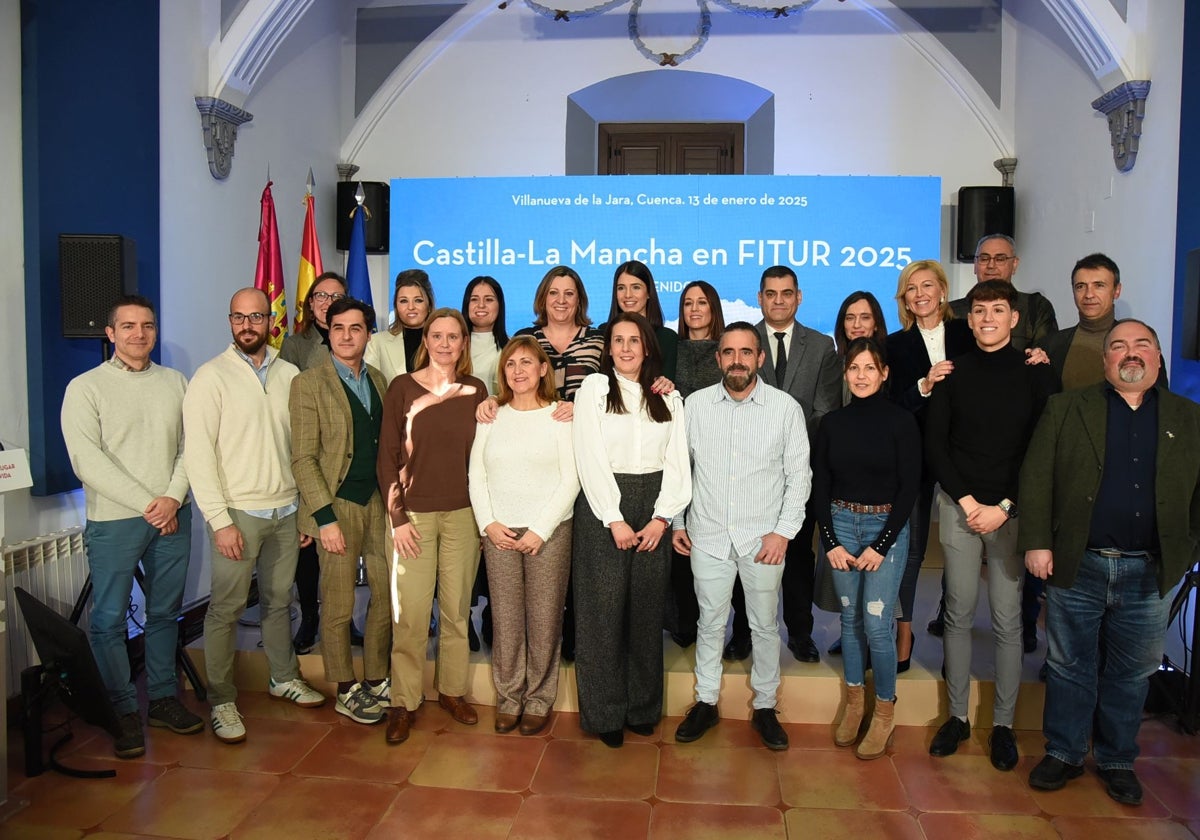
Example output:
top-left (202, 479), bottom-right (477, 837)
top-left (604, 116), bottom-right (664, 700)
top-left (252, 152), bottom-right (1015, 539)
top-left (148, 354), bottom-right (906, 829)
top-left (832, 499), bottom-right (893, 514)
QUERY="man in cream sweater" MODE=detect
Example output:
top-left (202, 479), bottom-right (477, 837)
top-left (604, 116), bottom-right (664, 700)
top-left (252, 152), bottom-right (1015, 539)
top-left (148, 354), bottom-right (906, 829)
top-left (184, 287), bottom-right (325, 744)
top-left (62, 294), bottom-right (204, 758)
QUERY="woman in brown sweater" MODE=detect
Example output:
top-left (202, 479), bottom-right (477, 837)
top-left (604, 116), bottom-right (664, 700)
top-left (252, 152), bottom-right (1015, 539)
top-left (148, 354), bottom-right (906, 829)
top-left (376, 308), bottom-right (487, 745)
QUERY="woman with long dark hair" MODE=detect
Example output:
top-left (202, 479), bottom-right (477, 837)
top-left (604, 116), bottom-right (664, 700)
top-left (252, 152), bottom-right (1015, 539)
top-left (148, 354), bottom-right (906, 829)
top-left (462, 276), bottom-right (508, 396)
top-left (605, 260), bottom-right (678, 378)
top-left (815, 337), bottom-right (920, 758)
top-left (667, 280), bottom-right (725, 648)
top-left (572, 312), bottom-right (691, 747)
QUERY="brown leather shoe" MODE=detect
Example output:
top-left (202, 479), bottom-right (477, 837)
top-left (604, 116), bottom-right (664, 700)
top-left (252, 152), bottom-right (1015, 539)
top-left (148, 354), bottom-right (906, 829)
top-left (495, 712), bottom-right (520, 733)
top-left (385, 707), bottom-right (411, 745)
top-left (438, 693), bottom-right (479, 725)
top-left (518, 713), bottom-right (550, 736)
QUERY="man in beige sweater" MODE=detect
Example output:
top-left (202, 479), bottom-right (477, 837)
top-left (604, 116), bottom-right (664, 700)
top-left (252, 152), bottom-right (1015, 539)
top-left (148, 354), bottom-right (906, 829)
top-left (62, 294), bottom-right (204, 758)
top-left (184, 288), bottom-right (326, 744)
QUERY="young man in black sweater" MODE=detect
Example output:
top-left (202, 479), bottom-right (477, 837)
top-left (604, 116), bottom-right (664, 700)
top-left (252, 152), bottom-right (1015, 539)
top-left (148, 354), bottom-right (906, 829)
top-left (924, 279), bottom-right (1060, 772)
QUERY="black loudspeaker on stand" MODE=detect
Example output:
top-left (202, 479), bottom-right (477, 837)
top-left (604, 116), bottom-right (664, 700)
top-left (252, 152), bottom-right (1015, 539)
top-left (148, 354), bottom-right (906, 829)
top-left (59, 234), bottom-right (137, 338)
top-left (956, 186), bottom-right (1014, 262)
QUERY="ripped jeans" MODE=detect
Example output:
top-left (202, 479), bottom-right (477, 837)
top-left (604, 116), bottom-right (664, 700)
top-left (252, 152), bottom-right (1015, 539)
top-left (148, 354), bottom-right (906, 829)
top-left (829, 505), bottom-right (909, 701)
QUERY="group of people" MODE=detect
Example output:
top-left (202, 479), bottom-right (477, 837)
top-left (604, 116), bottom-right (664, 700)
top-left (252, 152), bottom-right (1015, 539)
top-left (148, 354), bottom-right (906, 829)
top-left (61, 235), bottom-right (1200, 808)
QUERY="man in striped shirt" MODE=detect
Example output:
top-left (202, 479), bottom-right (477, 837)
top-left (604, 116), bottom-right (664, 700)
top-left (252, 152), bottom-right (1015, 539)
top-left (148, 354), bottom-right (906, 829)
top-left (671, 322), bottom-right (812, 750)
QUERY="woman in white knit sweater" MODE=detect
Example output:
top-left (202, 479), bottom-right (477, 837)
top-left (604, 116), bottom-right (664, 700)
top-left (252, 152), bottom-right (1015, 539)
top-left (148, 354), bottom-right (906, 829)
top-left (468, 336), bottom-right (579, 736)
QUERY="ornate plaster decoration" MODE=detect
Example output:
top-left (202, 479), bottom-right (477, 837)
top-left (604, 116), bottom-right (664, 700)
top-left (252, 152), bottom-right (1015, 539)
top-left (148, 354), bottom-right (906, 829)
top-left (993, 158), bottom-right (1017, 187)
top-left (1091, 80), bottom-right (1150, 173)
top-left (195, 96), bottom-right (254, 180)
top-left (337, 163), bottom-right (362, 182)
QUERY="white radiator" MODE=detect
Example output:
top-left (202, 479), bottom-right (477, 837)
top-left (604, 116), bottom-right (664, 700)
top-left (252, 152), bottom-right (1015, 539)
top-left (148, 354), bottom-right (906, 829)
top-left (2, 527), bottom-right (91, 696)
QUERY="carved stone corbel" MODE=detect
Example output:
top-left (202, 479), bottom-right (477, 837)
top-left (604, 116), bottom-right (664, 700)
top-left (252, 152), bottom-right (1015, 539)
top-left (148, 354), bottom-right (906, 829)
top-left (1091, 81), bottom-right (1151, 173)
top-left (337, 163), bottom-right (361, 182)
top-left (194, 96), bottom-right (254, 180)
top-left (993, 158), bottom-right (1018, 188)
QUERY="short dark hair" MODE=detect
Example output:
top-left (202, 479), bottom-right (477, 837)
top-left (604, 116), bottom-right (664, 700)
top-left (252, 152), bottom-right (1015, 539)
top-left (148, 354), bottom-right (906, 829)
top-left (107, 294), bottom-right (156, 328)
top-left (327, 297), bottom-right (376, 333)
top-left (965, 278), bottom-right (1017, 308)
top-left (720, 321), bottom-right (761, 351)
top-left (1071, 252), bottom-right (1121, 286)
top-left (759, 265), bottom-right (798, 292)
top-left (299, 271), bottom-right (347, 335)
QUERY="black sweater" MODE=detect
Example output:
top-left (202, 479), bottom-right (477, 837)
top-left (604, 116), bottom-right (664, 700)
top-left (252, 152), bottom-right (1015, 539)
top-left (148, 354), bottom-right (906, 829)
top-left (924, 343), bottom-right (1060, 506)
top-left (812, 392), bottom-right (922, 554)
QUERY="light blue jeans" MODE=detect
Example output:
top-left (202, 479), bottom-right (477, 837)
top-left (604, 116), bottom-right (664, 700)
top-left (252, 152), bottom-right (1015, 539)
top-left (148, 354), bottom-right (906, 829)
top-left (829, 505), bottom-right (909, 701)
top-left (84, 506), bottom-right (192, 715)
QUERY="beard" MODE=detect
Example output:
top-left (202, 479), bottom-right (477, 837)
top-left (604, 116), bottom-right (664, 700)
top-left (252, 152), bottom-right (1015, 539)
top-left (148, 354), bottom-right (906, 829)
top-left (235, 329), bottom-right (268, 355)
top-left (722, 364), bottom-right (757, 392)
top-left (1117, 357), bottom-right (1146, 384)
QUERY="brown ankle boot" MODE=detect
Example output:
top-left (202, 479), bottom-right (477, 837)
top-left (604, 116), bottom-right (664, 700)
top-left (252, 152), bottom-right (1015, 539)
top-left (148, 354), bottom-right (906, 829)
top-left (834, 684), bottom-right (865, 747)
top-left (856, 697), bottom-right (896, 760)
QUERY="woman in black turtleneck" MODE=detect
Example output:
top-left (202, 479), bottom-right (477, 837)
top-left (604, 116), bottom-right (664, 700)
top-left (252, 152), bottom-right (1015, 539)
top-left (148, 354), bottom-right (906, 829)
top-left (813, 337), bottom-right (921, 760)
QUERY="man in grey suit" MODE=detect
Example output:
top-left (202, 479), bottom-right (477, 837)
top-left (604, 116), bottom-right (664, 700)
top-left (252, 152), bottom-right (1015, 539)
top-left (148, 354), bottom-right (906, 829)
top-left (725, 265), bottom-right (842, 663)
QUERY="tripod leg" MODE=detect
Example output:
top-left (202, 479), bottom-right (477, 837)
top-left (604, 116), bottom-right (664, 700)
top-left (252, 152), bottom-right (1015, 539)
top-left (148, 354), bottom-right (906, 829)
top-left (68, 575), bottom-right (94, 627)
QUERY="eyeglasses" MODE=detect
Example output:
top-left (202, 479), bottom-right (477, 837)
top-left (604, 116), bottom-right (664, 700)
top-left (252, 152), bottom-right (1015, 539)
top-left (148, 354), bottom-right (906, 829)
top-left (311, 291), bottom-right (346, 303)
top-left (974, 254), bottom-right (1014, 266)
top-left (228, 312), bottom-right (269, 325)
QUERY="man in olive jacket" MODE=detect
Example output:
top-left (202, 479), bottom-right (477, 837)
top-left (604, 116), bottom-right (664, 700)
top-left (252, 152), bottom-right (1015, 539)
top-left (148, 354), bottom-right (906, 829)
top-left (1018, 319), bottom-right (1200, 806)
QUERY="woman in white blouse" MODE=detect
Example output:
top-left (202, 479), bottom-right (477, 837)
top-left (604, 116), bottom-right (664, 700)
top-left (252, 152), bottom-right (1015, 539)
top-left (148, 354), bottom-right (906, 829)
top-left (365, 268), bottom-right (434, 384)
top-left (468, 336), bottom-right (579, 736)
top-left (572, 312), bottom-right (691, 748)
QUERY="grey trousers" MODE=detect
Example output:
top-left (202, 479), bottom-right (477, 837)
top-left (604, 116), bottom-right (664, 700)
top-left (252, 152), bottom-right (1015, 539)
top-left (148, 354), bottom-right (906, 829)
top-left (204, 508), bottom-right (301, 706)
top-left (938, 491), bottom-right (1023, 726)
top-left (485, 520), bottom-right (572, 717)
top-left (572, 474), bottom-right (669, 734)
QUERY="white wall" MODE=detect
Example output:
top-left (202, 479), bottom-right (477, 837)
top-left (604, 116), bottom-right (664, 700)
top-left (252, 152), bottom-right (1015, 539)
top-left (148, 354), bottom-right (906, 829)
top-left (157, 1), bottom-right (345, 598)
top-left (1011, 0), bottom-right (1184, 359)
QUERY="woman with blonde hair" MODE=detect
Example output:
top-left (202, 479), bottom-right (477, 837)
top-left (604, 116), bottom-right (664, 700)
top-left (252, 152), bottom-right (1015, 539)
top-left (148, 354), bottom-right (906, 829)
top-left (469, 336), bottom-right (579, 735)
top-left (885, 260), bottom-right (973, 668)
top-left (376, 307), bottom-right (487, 744)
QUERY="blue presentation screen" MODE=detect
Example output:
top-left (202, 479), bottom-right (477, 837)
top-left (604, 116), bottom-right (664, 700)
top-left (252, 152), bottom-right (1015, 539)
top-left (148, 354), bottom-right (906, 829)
top-left (388, 175), bottom-right (941, 338)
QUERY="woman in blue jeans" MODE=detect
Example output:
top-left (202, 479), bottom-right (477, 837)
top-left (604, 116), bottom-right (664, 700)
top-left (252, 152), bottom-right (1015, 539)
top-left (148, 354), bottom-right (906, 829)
top-left (811, 337), bottom-right (921, 759)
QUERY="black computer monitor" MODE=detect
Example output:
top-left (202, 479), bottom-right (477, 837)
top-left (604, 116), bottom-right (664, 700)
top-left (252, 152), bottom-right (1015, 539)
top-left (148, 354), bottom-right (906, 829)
top-left (14, 586), bottom-right (122, 739)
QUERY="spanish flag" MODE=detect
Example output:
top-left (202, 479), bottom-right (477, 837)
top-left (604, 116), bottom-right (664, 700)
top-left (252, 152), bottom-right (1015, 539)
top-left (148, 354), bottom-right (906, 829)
top-left (294, 187), bottom-right (324, 330)
top-left (254, 180), bottom-right (288, 349)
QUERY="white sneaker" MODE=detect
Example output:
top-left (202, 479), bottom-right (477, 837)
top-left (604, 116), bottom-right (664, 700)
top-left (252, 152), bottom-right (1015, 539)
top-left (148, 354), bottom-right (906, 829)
top-left (211, 702), bottom-right (246, 744)
top-left (336, 683), bottom-right (385, 725)
top-left (268, 676), bottom-right (326, 708)
top-left (365, 679), bottom-right (390, 704)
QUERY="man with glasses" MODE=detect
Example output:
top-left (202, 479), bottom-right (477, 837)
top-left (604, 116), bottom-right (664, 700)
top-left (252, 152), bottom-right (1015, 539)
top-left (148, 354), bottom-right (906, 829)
top-left (61, 294), bottom-right (205, 758)
top-left (951, 234), bottom-right (1058, 351)
top-left (184, 287), bottom-right (326, 744)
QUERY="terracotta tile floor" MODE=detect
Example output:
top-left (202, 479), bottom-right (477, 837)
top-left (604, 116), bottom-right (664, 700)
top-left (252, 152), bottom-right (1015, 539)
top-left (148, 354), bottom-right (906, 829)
top-left (2, 692), bottom-right (1197, 839)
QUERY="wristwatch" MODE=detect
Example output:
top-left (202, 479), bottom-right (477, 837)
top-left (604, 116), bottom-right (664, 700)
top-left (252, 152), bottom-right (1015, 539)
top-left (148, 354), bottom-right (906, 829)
top-left (998, 499), bottom-right (1018, 519)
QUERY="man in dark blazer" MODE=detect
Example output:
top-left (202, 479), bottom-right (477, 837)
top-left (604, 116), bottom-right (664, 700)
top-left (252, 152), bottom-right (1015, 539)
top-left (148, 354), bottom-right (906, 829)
top-left (290, 297), bottom-right (391, 726)
top-left (1019, 319), bottom-right (1200, 806)
top-left (950, 234), bottom-right (1058, 352)
top-left (1040, 253), bottom-right (1121, 389)
top-left (725, 265), bottom-right (841, 663)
